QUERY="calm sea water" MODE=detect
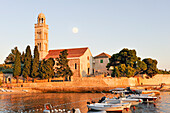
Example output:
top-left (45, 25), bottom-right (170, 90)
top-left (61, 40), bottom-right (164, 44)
top-left (0, 92), bottom-right (169, 113)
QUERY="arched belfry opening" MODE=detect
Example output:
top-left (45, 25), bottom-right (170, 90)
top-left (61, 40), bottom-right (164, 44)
top-left (34, 13), bottom-right (49, 60)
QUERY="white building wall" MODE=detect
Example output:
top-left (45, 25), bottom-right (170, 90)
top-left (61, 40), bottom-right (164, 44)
top-left (80, 48), bottom-right (93, 77)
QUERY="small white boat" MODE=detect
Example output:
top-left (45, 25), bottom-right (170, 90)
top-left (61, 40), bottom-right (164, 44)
top-left (87, 103), bottom-right (125, 112)
top-left (87, 110), bottom-right (106, 113)
top-left (141, 90), bottom-right (160, 95)
top-left (103, 97), bottom-right (143, 106)
top-left (127, 94), bottom-right (157, 102)
top-left (119, 98), bottom-right (143, 106)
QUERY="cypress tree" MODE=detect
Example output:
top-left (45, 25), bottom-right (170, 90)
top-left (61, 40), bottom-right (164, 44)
top-left (45, 58), bottom-right (55, 80)
top-left (31, 46), bottom-right (39, 81)
top-left (56, 50), bottom-right (73, 81)
top-left (39, 59), bottom-right (46, 79)
top-left (39, 58), bottom-right (55, 81)
top-left (23, 45), bottom-right (32, 82)
top-left (13, 49), bottom-right (21, 83)
top-left (21, 52), bottom-right (25, 64)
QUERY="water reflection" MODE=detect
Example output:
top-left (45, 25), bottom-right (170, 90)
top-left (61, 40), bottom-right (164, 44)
top-left (0, 92), bottom-right (169, 113)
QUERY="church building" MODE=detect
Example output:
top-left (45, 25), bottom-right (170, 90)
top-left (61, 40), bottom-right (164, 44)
top-left (34, 13), bottom-right (94, 77)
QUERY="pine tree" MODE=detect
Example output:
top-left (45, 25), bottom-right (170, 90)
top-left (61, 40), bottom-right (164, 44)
top-left (56, 50), bottom-right (73, 81)
top-left (13, 49), bottom-right (21, 83)
top-left (31, 46), bottom-right (39, 81)
top-left (5, 47), bottom-right (21, 64)
top-left (22, 45), bottom-right (32, 82)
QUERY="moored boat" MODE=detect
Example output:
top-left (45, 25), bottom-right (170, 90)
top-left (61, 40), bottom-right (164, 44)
top-left (127, 94), bottom-right (157, 102)
top-left (87, 103), bottom-right (127, 112)
top-left (102, 97), bottom-right (142, 106)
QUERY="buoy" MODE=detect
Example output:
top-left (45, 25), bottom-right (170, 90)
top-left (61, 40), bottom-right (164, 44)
top-left (46, 105), bottom-right (49, 110)
top-left (159, 97), bottom-right (161, 99)
top-left (126, 108), bottom-right (129, 111)
top-left (139, 99), bottom-right (142, 102)
top-left (153, 103), bottom-right (156, 107)
top-left (133, 106), bottom-right (136, 110)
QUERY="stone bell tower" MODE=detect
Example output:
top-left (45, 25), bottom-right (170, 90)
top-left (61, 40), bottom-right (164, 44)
top-left (34, 13), bottom-right (49, 60)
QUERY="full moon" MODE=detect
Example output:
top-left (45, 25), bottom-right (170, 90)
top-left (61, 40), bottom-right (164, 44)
top-left (72, 27), bottom-right (78, 33)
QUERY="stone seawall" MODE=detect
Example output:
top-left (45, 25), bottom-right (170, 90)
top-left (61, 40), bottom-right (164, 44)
top-left (140, 74), bottom-right (170, 85)
top-left (1, 74), bottom-right (170, 93)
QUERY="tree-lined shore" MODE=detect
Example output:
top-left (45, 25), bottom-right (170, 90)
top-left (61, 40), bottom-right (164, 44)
top-left (0, 46), bottom-right (170, 85)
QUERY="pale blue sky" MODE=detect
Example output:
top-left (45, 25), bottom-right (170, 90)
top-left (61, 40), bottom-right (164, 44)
top-left (0, 0), bottom-right (170, 70)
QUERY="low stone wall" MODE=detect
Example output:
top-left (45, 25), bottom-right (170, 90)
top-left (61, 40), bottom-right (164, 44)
top-left (2, 74), bottom-right (170, 93)
top-left (103, 77), bottom-right (139, 87)
top-left (140, 74), bottom-right (170, 85)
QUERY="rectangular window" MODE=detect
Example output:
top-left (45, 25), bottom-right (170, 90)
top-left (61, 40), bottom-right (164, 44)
top-left (75, 63), bottom-right (77, 69)
top-left (100, 59), bottom-right (103, 63)
top-left (88, 68), bottom-right (90, 74)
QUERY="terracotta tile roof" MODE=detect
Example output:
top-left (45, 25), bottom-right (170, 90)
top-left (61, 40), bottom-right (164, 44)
top-left (94, 52), bottom-right (111, 59)
top-left (44, 47), bottom-right (88, 59)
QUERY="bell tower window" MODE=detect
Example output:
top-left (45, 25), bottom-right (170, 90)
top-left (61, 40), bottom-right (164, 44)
top-left (41, 18), bottom-right (43, 23)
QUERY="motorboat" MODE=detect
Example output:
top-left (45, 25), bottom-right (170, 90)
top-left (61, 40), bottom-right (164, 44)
top-left (87, 102), bottom-right (131, 112)
top-left (87, 110), bottom-right (106, 113)
top-left (125, 87), bottom-right (160, 95)
top-left (103, 97), bottom-right (143, 106)
top-left (126, 94), bottom-right (158, 102)
top-left (88, 96), bottom-right (131, 111)
top-left (109, 88), bottom-right (131, 94)
top-left (140, 90), bottom-right (160, 95)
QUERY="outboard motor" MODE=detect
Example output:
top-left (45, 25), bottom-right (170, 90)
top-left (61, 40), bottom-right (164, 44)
top-left (87, 102), bottom-right (90, 105)
top-left (98, 96), bottom-right (106, 103)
